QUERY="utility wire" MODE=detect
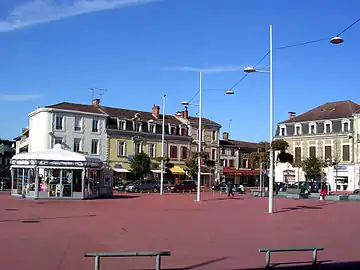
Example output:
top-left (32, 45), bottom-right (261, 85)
top-left (337, 16), bottom-right (360, 36)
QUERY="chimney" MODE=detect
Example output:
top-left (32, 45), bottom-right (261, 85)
top-left (183, 107), bottom-right (188, 119)
top-left (22, 128), bottom-right (27, 134)
top-left (152, 104), bottom-right (160, 118)
top-left (93, 99), bottom-right (100, 107)
top-left (223, 132), bottom-right (229, 140)
top-left (288, 111), bottom-right (296, 119)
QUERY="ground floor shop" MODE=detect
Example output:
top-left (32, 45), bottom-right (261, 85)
top-left (10, 144), bottom-right (113, 199)
top-left (275, 163), bottom-right (359, 192)
top-left (222, 167), bottom-right (263, 186)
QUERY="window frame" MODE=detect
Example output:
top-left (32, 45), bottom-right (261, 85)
top-left (309, 146), bottom-right (316, 158)
top-left (74, 116), bottom-right (82, 132)
top-left (54, 137), bottom-right (63, 146)
top-left (148, 143), bottom-right (156, 158)
top-left (118, 120), bottom-right (126, 131)
top-left (148, 123), bottom-right (156, 133)
top-left (73, 138), bottom-right (81, 153)
top-left (294, 147), bottom-right (302, 164)
top-left (134, 121), bottom-right (142, 132)
top-left (55, 115), bottom-right (64, 130)
top-left (342, 144), bottom-right (350, 162)
top-left (324, 120), bottom-right (332, 134)
top-left (309, 122), bottom-right (317, 134)
top-left (117, 141), bottom-right (127, 157)
top-left (169, 145), bottom-right (178, 159)
top-left (324, 145), bottom-right (332, 161)
top-left (91, 139), bottom-right (99, 155)
top-left (134, 142), bottom-right (142, 155)
top-left (342, 120), bottom-right (350, 132)
top-left (295, 124), bottom-right (302, 135)
top-left (180, 146), bottom-right (188, 160)
top-left (211, 148), bottom-right (216, 160)
top-left (92, 119), bottom-right (99, 133)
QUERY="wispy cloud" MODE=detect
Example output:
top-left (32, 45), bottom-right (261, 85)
top-left (0, 0), bottom-right (157, 32)
top-left (164, 65), bottom-right (244, 73)
top-left (0, 94), bottom-right (41, 101)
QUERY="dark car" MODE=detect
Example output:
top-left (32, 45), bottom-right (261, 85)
top-left (168, 180), bottom-right (196, 192)
top-left (114, 180), bottom-right (137, 191)
top-left (125, 180), bottom-right (160, 193)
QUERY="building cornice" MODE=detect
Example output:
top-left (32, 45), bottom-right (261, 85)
top-left (28, 107), bottom-right (107, 118)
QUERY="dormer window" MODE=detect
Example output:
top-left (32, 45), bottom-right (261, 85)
top-left (279, 125), bottom-right (286, 136)
top-left (170, 126), bottom-right (177, 135)
top-left (180, 127), bottom-right (187, 136)
top-left (118, 120), bottom-right (126, 130)
top-left (148, 123), bottom-right (156, 133)
top-left (342, 120), bottom-right (350, 132)
top-left (324, 121), bottom-right (332, 133)
top-left (134, 122), bottom-right (142, 132)
top-left (309, 122), bottom-right (316, 134)
top-left (295, 124), bottom-right (302, 135)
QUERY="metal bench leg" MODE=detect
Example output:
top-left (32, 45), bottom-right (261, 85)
top-left (265, 251), bottom-right (271, 268)
top-left (312, 249), bottom-right (318, 265)
top-left (156, 255), bottom-right (161, 270)
top-left (94, 256), bottom-right (100, 270)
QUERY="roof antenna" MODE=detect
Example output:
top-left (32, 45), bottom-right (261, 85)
top-left (97, 88), bottom-right (107, 100)
top-left (229, 119), bottom-right (232, 134)
top-left (89, 88), bottom-right (95, 104)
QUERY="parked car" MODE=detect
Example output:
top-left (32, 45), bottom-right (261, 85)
top-left (125, 180), bottom-right (160, 193)
top-left (114, 180), bottom-right (137, 191)
top-left (168, 180), bottom-right (196, 192)
top-left (275, 182), bottom-right (287, 192)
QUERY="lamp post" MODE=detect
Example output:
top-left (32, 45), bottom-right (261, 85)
top-left (160, 94), bottom-right (166, 195)
top-left (244, 25), bottom-right (274, 213)
top-left (181, 72), bottom-right (234, 202)
top-left (243, 25), bottom-right (344, 214)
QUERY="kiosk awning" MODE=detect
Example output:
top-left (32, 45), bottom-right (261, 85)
top-left (113, 168), bottom-right (130, 173)
top-left (170, 166), bottom-right (185, 174)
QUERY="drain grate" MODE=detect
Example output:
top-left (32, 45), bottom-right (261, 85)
top-left (21, 220), bottom-right (40, 224)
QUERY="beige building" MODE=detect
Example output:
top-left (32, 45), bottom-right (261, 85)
top-left (175, 108), bottom-right (221, 186)
top-left (275, 100), bottom-right (359, 191)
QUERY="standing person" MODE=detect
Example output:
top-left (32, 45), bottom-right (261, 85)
top-left (226, 181), bottom-right (234, 197)
top-left (320, 183), bottom-right (327, 200)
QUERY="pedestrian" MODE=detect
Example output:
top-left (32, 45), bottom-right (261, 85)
top-left (320, 183), bottom-right (327, 200)
top-left (226, 181), bottom-right (235, 197)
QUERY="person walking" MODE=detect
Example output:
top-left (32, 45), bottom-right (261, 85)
top-left (226, 181), bottom-right (235, 197)
top-left (320, 183), bottom-right (327, 200)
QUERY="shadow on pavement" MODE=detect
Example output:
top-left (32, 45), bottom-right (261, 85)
top-left (204, 197), bottom-right (244, 202)
top-left (97, 195), bottom-right (140, 200)
top-left (0, 214), bottom-right (97, 223)
top-left (233, 261), bottom-right (360, 269)
top-left (132, 256), bottom-right (229, 270)
top-left (276, 205), bottom-right (323, 213)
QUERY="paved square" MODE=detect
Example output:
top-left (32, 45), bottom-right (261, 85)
top-left (1, 192), bottom-right (360, 269)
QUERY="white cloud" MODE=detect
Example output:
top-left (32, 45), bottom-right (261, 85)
top-left (0, 0), bottom-right (157, 32)
top-left (0, 94), bottom-right (41, 101)
top-left (164, 65), bottom-right (244, 73)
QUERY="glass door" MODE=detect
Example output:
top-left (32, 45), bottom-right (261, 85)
top-left (61, 170), bottom-right (73, 197)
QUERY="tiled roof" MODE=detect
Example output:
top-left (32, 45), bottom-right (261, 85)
top-left (279, 100), bottom-right (360, 124)
top-left (45, 102), bottom-right (106, 114)
top-left (101, 106), bottom-right (183, 125)
top-left (220, 139), bottom-right (258, 149)
top-left (187, 116), bottom-right (221, 127)
top-left (45, 102), bottom-right (183, 125)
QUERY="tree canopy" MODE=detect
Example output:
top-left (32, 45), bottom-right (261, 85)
top-left (185, 151), bottom-right (215, 179)
top-left (301, 156), bottom-right (325, 181)
top-left (247, 139), bottom-right (293, 169)
top-left (130, 152), bottom-right (151, 179)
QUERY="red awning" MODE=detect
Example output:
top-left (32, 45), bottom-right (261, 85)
top-left (222, 167), bottom-right (264, 176)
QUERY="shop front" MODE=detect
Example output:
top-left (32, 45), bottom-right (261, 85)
top-left (222, 167), bottom-right (263, 186)
top-left (10, 144), bottom-right (113, 200)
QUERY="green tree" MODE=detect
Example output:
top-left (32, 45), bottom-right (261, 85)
top-left (301, 156), bottom-right (325, 181)
top-left (130, 152), bottom-right (151, 179)
top-left (185, 151), bottom-right (215, 179)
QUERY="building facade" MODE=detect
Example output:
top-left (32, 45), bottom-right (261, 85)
top-left (275, 100), bottom-right (360, 192)
top-left (14, 128), bottom-right (29, 154)
top-left (104, 104), bottom-right (192, 180)
top-left (219, 132), bottom-right (260, 185)
top-left (175, 108), bottom-right (221, 186)
top-left (0, 139), bottom-right (15, 188)
top-left (28, 100), bottom-right (108, 161)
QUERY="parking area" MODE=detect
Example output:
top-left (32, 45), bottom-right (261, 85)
top-left (1, 192), bottom-right (360, 269)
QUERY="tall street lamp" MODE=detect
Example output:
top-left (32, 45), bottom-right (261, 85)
top-left (160, 94), bottom-right (166, 195)
top-left (243, 25), bottom-right (344, 214)
top-left (181, 72), bottom-right (234, 202)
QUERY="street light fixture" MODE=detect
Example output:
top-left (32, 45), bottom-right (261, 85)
top-left (181, 73), bottom-right (233, 202)
top-left (330, 36), bottom-right (344, 44)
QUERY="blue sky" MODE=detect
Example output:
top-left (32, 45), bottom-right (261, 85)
top-left (0, 0), bottom-right (359, 143)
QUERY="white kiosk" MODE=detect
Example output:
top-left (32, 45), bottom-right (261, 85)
top-left (10, 144), bottom-right (113, 199)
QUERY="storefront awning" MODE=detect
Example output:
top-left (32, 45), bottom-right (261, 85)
top-left (113, 168), bottom-right (130, 173)
top-left (170, 166), bottom-right (185, 174)
top-left (151, 169), bottom-right (167, 174)
top-left (223, 167), bottom-right (264, 176)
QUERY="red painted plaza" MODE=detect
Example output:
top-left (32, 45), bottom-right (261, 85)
top-left (1, 192), bottom-right (360, 269)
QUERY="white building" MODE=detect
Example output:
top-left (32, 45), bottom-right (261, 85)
top-left (28, 99), bottom-right (108, 162)
top-left (274, 100), bottom-right (360, 192)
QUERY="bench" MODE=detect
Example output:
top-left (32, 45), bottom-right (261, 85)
top-left (84, 251), bottom-right (171, 270)
top-left (259, 247), bottom-right (324, 268)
